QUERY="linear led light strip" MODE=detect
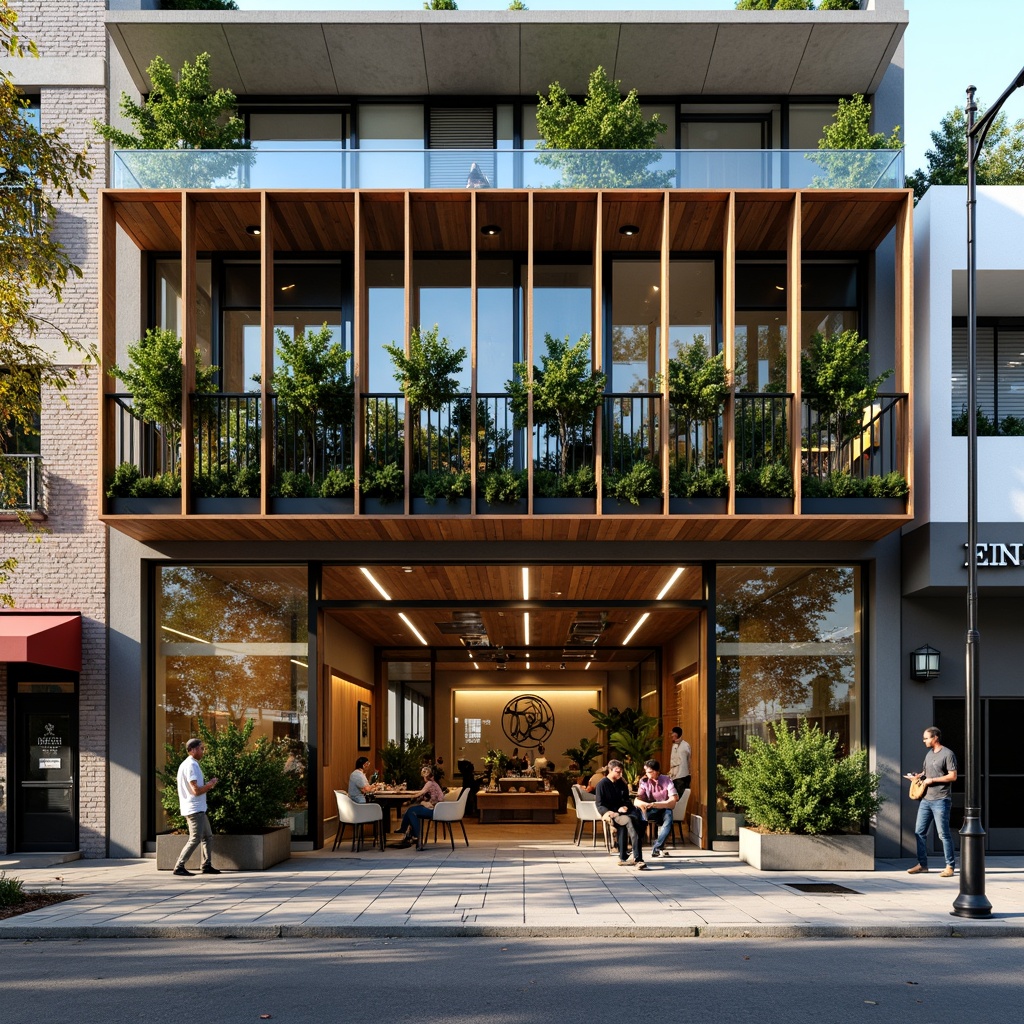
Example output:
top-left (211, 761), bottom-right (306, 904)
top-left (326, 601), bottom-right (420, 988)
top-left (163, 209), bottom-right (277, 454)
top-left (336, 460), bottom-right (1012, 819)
top-left (361, 567), bottom-right (428, 646)
top-left (622, 567), bottom-right (686, 646)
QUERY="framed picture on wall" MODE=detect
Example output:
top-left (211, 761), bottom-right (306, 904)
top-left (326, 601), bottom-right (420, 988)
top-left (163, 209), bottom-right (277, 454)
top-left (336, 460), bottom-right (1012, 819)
top-left (357, 701), bottom-right (371, 750)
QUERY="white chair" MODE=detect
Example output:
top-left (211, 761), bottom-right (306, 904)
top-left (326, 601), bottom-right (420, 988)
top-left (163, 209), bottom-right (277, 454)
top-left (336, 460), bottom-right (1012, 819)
top-left (571, 785), bottom-right (611, 851)
top-left (672, 788), bottom-right (692, 846)
top-left (426, 787), bottom-right (470, 850)
top-left (333, 790), bottom-right (384, 852)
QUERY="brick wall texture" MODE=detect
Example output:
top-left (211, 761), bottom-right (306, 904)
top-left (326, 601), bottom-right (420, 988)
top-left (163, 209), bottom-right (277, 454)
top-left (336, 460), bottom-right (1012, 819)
top-left (2, 1), bottom-right (109, 857)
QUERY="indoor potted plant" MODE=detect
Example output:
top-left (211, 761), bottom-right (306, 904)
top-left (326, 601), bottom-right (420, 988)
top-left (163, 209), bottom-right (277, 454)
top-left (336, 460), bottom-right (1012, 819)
top-left (720, 717), bottom-right (883, 871)
top-left (155, 717), bottom-right (298, 871)
top-left (508, 333), bottom-right (605, 514)
top-left (384, 324), bottom-right (470, 514)
top-left (667, 338), bottom-right (730, 514)
top-left (562, 737), bottom-right (603, 784)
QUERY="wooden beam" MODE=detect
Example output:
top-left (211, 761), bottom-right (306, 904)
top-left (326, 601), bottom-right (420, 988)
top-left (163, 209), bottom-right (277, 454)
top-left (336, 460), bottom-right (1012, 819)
top-left (470, 190), bottom-right (479, 509)
top-left (526, 191), bottom-right (535, 516)
top-left (788, 192), bottom-right (802, 511)
top-left (897, 190), bottom-right (915, 518)
top-left (259, 192), bottom-right (273, 516)
top-left (594, 191), bottom-right (604, 513)
top-left (660, 191), bottom-right (670, 516)
top-left (98, 192), bottom-right (117, 516)
top-left (722, 193), bottom-right (736, 515)
top-left (180, 192), bottom-right (195, 514)
top-left (353, 192), bottom-right (365, 512)
top-left (403, 191), bottom-right (412, 517)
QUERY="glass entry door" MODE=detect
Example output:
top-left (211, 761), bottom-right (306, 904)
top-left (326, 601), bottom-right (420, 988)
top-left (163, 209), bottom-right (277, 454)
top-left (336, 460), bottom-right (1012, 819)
top-left (13, 689), bottom-right (77, 852)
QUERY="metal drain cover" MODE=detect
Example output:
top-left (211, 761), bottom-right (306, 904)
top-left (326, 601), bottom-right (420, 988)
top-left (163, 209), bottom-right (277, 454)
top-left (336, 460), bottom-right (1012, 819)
top-left (786, 882), bottom-right (862, 894)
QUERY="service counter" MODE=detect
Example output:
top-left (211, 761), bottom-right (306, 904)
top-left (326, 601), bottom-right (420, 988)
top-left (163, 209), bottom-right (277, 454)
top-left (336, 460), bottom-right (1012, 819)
top-left (476, 791), bottom-right (559, 823)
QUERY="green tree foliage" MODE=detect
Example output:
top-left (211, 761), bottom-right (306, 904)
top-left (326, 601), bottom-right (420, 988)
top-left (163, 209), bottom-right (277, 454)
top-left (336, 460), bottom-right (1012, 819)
top-left (801, 329), bottom-right (891, 434)
top-left (818, 93), bottom-right (901, 151)
top-left (265, 323), bottom-right (353, 484)
top-left (1, 2), bottom-right (94, 600)
top-left (160, 0), bottom-right (239, 9)
top-left (720, 718), bottom-right (882, 835)
top-left (507, 0), bottom-right (528, 8)
top-left (736, 0), bottom-right (860, 8)
top-left (384, 324), bottom-right (466, 412)
top-left (668, 339), bottom-right (729, 473)
top-left (158, 718), bottom-right (298, 834)
top-left (423, 0), bottom-right (457, 8)
top-left (378, 736), bottom-right (434, 788)
top-left (109, 327), bottom-right (218, 472)
top-left (509, 334), bottom-right (606, 479)
top-left (95, 52), bottom-right (245, 150)
top-left (535, 65), bottom-right (671, 187)
top-left (906, 103), bottom-right (1024, 202)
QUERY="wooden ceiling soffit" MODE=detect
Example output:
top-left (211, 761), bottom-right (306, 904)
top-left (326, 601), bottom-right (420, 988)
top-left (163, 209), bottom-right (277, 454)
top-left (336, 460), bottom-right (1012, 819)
top-left (602, 192), bottom-right (665, 252)
top-left (410, 191), bottom-right (472, 251)
top-left (476, 193), bottom-right (528, 253)
top-left (271, 194), bottom-right (356, 252)
top-left (193, 195), bottom-right (262, 253)
top-left (359, 192), bottom-right (406, 252)
top-left (532, 192), bottom-right (597, 252)
top-left (734, 193), bottom-right (792, 251)
top-left (668, 193), bottom-right (729, 252)
top-left (801, 192), bottom-right (906, 252)
top-left (109, 191), bottom-right (182, 251)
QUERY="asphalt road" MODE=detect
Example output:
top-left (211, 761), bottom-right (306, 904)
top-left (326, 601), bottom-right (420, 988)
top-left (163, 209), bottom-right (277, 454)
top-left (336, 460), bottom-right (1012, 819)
top-left (2, 936), bottom-right (1020, 1024)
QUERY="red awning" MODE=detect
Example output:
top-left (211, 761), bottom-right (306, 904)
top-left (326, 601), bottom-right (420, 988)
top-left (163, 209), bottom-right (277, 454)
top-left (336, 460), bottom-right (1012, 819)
top-left (0, 612), bottom-right (82, 672)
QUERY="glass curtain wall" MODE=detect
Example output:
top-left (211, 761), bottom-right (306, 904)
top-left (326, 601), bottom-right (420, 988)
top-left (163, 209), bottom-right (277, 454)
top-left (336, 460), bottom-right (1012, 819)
top-left (154, 565), bottom-right (310, 836)
top-left (478, 259), bottom-right (522, 473)
top-left (365, 260), bottom-right (405, 470)
top-left (714, 564), bottom-right (862, 837)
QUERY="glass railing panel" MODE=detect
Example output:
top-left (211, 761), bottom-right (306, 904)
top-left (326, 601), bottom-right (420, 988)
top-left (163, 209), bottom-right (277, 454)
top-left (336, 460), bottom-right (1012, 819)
top-left (112, 149), bottom-right (905, 191)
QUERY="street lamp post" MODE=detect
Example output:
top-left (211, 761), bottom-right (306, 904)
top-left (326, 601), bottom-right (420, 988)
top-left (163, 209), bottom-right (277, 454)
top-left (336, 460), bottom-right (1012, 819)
top-left (953, 65), bottom-right (1024, 919)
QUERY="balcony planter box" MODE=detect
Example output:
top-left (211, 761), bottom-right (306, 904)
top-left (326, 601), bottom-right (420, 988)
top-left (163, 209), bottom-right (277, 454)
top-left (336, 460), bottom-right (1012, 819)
top-left (412, 497), bottom-right (472, 515)
top-left (477, 499), bottom-right (528, 515)
top-left (361, 497), bottom-right (403, 515)
top-left (533, 497), bottom-right (596, 515)
top-left (270, 497), bottom-right (354, 515)
top-left (601, 498), bottom-right (662, 515)
top-left (735, 497), bottom-right (793, 515)
top-left (801, 497), bottom-right (905, 516)
top-left (738, 827), bottom-right (874, 871)
top-left (156, 825), bottom-right (291, 872)
top-left (194, 498), bottom-right (260, 515)
top-left (669, 497), bottom-right (728, 515)
top-left (108, 497), bottom-right (180, 515)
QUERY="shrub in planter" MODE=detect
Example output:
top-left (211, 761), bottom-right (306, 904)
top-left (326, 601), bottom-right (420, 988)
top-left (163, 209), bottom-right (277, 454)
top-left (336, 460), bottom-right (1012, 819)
top-left (194, 464), bottom-right (260, 498)
top-left (719, 718), bottom-right (882, 835)
top-left (669, 464), bottom-right (728, 499)
top-left (412, 469), bottom-right (471, 505)
top-left (319, 466), bottom-right (355, 498)
top-left (480, 468), bottom-right (527, 505)
top-left (604, 460), bottom-right (661, 506)
top-left (273, 469), bottom-right (316, 499)
top-left (360, 461), bottom-right (404, 505)
top-left (736, 462), bottom-right (794, 498)
top-left (157, 718), bottom-right (297, 834)
top-left (803, 470), bottom-right (909, 499)
top-left (535, 465), bottom-right (596, 498)
top-left (105, 463), bottom-right (182, 499)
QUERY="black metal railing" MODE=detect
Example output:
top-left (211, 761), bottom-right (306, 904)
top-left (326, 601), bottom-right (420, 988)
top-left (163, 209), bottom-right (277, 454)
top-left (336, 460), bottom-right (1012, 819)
top-left (1, 453), bottom-right (42, 512)
top-left (735, 393), bottom-right (793, 476)
top-left (361, 394), bottom-right (404, 468)
top-left (271, 393), bottom-right (354, 484)
top-left (534, 412), bottom-right (596, 481)
top-left (193, 392), bottom-right (261, 479)
top-left (410, 396), bottom-right (471, 476)
top-left (478, 393), bottom-right (523, 473)
top-left (110, 393), bottom-right (179, 476)
top-left (603, 393), bottom-right (660, 474)
top-left (801, 394), bottom-right (907, 482)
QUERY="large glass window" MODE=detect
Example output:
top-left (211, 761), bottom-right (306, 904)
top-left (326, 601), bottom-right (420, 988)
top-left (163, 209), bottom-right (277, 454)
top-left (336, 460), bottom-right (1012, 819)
top-left (153, 259), bottom-right (213, 370)
top-left (366, 259), bottom-right (405, 394)
top-left (155, 565), bottom-right (310, 836)
top-left (532, 263), bottom-right (593, 360)
top-left (357, 104), bottom-right (424, 188)
top-left (715, 565), bottom-right (863, 838)
top-left (951, 320), bottom-right (1024, 433)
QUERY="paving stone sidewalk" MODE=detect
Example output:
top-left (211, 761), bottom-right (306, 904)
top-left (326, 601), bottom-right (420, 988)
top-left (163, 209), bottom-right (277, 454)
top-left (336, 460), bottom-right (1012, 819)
top-left (2, 845), bottom-right (1021, 939)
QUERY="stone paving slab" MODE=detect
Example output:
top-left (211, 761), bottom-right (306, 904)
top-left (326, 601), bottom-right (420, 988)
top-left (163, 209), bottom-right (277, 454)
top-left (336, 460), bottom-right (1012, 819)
top-left (1, 846), bottom-right (1022, 939)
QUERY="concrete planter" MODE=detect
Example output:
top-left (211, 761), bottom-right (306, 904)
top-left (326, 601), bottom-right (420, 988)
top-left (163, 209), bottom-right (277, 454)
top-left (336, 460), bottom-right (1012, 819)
top-left (476, 499), bottom-right (528, 515)
top-left (738, 827), bottom-right (874, 871)
top-left (361, 496), bottom-right (403, 515)
top-left (270, 497), bottom-right (354, 515)
top-left (669, 496), bottom-right (728, 515)
top-left (194, 497), bottom-right (260, 515)
top-left (156, 826), bottom-right (292, 871)
top-left (108, 497), bottom-right (180, 515)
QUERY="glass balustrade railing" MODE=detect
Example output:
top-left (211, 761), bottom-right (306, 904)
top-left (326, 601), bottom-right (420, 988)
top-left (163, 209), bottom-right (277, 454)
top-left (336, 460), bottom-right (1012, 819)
top-left (112, 148), bottom-right (904, 191)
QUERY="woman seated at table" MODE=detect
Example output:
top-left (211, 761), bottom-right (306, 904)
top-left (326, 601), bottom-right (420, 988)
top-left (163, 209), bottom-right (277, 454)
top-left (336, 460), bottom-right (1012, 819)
top-left (348, 756), bottom-right (377, 803)
top-left (394, 765), bottom-right (445, 849)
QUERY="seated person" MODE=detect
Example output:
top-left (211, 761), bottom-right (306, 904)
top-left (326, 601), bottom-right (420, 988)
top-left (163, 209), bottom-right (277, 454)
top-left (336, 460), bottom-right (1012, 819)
top-left (634, 758), bottom-right (678, 858)
top-left (586, 767), bottom-right (607, 793)
top-left (348, 756), bottom-right (376, 804)
top-left (531, 745), bottom-right (551, 774)
top-left (595, 760), bottom-right (646, 869)
top-left (395, 765), bottom-right (445, 850)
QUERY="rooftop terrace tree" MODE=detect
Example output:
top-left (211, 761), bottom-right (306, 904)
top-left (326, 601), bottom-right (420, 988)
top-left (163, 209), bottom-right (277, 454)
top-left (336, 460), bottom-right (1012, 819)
top-left (1, 0), bottom-right (93, 603)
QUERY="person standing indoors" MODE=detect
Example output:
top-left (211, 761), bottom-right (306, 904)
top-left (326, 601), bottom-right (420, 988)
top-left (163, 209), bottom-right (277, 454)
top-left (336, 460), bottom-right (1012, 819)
top-left (595, 760), bottom-right (646, 869)
top-left (906, 726), bottom-right (958, 877)
top-left (634, 759), bottom-right (678, 858)
top-left (669, 726), bottom-right (691, 796)
top-left (172, 738), bottom-right (220, 877)
top-left (395, 765), bottom-right (445, 850)
top-left (349, 756), bottom-right (377, 803)
top-left (532, 745), bottom-right (551, 774)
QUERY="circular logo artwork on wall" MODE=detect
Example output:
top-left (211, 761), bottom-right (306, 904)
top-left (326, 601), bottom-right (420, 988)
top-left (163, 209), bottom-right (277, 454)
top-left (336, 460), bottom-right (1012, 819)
top-left (501, 694), bottom-right (555, 748)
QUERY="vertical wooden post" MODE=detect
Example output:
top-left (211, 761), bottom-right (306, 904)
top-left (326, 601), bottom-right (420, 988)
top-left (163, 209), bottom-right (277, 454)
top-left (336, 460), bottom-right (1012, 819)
top-left (593, 192), bottom-right (604, 513)
top-left (403, 192), bottom-right (412, 516)
top-left (896, 190), bottom-right (915, 517)
top-left (259, 192), bottom-right (273, 516)
top-left (526, 191), bottom-right (535, 515)
top-left (353, 192), bottom-right (365, 513)
top-left (470, 191), bottom-right (479, 511)
top-left (98, 192), bottom-right (117, 516)
top-left (722, 193), bottom-right (736, 515)
top-left (180, 192), bottom-right (196, 515)
top-left (788, 192), bottom-right (802, 513)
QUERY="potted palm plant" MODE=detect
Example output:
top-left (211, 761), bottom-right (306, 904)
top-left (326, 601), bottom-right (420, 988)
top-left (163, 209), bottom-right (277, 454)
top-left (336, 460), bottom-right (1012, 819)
top-left (508, 333), bottom-right (606, 514)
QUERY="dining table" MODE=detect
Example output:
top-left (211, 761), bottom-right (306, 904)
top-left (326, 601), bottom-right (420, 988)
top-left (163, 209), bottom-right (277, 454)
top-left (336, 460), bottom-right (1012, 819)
top-left (369, 789), bottom-right (417, 833)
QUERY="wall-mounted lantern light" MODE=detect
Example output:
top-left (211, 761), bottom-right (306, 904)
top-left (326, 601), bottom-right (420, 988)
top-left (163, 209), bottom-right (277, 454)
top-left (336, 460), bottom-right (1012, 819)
top-left (910, 644), bottom-right (941, 681)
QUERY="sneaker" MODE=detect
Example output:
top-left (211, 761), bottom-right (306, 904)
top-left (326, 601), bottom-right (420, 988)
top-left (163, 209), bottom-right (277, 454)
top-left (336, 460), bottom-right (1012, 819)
top-left (201, 866), bottom-right (221, 875)
top-left (939, 866), bottom-right (955, 878)
top-left (393, 828), bottom-right (407, 835)
top-left (633, 860), bottom-right (647, 870)
top-left (659, 849), bottom-right (671, 857)
top-left (172, 866), bottom-right (193, 877)
top-left (616, 859), bottom-right (630, 867)
top-left (651, 849), bottom-right (661, 858)
top-left (907, 864), bottom-right (929, 874)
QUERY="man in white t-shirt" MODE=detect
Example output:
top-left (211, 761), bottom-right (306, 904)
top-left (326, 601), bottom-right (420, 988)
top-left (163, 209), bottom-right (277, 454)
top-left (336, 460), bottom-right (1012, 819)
top-left (669, 726), bottom-right (691, 796)
top-left (172, 737), bottom-right (220, 877)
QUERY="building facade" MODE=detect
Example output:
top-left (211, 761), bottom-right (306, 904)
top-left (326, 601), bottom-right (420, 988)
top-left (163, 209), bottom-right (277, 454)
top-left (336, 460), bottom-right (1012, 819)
top-left (8, 1), bottom-right (1014, 863)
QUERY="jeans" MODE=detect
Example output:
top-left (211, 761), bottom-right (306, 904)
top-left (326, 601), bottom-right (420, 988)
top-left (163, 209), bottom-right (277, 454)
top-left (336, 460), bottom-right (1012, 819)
top-left (915, 796), bottom-right (955, 867)
top-left (400, 803), bottom-right (434, 839)
top-left (610, 811), bottom-right (645, 862)
top-left (175, 811), bottom-right (213, 870)
top-left (642, 807), bottom-right (673, 852)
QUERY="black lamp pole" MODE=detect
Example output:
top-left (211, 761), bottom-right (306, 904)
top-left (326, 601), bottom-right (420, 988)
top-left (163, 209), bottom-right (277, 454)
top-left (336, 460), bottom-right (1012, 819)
top-left (953, 65), bottom-right (1024, 919)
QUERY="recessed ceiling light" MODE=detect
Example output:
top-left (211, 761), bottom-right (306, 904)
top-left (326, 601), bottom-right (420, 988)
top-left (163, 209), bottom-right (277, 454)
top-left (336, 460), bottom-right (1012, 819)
top-left (481, 224), bottom-right (502, 236)
top-left (245, 224), bottom-right (261, 236)
top-left (619, 224), bottom-right (640, 236)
